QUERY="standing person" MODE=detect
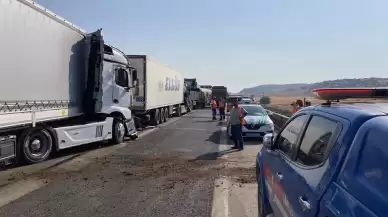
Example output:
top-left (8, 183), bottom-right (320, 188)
top-left (218, 97), bottom-right (226, 120)
top-left (229, 102), bottom-right (247, 150)
top-left (291, 99), bottom-right (303, 114)
top-left (211, 96), bottom-right (218, 120)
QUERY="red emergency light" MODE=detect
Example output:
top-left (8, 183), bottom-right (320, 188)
top-left (312, 88), bottom-right (388, 101)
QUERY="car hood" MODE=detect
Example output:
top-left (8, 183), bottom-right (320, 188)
top-left (244, 115), bottom-right (272, 125)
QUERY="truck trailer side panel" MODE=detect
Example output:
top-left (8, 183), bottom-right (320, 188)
top-left (0, 0), bottom-right (87, 128)
top-left (0, 0), bottom-right (86, 108)
top-left (127, 55), bottom-right (184, 111)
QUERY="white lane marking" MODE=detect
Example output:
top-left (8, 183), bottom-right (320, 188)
top-left (211, 177), bottom-right (229, 217)
top-left (211, 125), bottom-right (230, 217)
top-left (0, 177), bottom-right (49, 207)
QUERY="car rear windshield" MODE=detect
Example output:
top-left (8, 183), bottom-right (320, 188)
top-left (227, 97), bottom-right (242, 103)
top-left (240, 98), bottom-right (254, 104)
top-left (241, 106), bottom-right (266, 115)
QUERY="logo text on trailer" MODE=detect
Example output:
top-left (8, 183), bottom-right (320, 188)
top-left (165, 77), bottom-right (180, 91)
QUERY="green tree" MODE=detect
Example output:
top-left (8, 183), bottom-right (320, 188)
top-left (260, 96), bottom-right (271, 105)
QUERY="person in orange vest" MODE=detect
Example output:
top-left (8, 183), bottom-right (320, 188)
top-left (291, 99), bottom-right (303, 114)
top-left (211, 96), bottom-right (218, 120)
top-left (218, 97), bottom-right (226, 120)
top-left (229, 101), bottom-right (247, 150)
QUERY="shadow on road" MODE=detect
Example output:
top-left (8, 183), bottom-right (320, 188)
top-left (194, 120), bottom-right (217, 123)
top-left (205, 130), bottom-right (221, 144)
top-left (188, 149), bottom-right (240, 161)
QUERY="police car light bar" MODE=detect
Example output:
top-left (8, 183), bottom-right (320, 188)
top-left (312, 88), bottom-right (388, 101)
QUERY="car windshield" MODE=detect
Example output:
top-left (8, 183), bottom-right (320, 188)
top-left (241, 106), bottom-right (266, 116)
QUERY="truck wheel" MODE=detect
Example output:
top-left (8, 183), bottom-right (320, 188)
top-left (177, 106), bottom-right (182, 117)
top-left (19, 128), bottom-right (53, 164)
top-left (151, 109), bottom-right (160, 126)
top-left (160, 108), bottom-right (166, 123)
top-left (164, 108), bottom-right (169, 122)
top-left (112, 118), bottom-right (125, 144)
top-left (160, 108), bottom-right (165, 122)
top-left (159, 108), bottom-right (164, 122)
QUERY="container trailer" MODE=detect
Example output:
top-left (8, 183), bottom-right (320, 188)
top-left (0, 0), bottom-right (137, 164)
top-left (126, 55), bottom-right (187, 127)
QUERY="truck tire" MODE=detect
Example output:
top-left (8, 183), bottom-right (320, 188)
top-left (19, 127), bottom-right (54, 164)
top-left (164, 108), bottom-right (169, 122)
top-left (177, 106), bottom-right (182, 117)
top-left (160, 108), bottom-right (165, 122)
top-left (151, 109), bottom-right (160, 126)
top-left (112, 118), bottom-right (125, 144)
top-left (159, 108), bottom-right (164, 123)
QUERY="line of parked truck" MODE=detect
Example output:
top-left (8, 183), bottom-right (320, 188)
top-left (0, 0), bottom-right (218, 166)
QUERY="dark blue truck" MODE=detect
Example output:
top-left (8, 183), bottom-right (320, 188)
top-left (256, 88), bottom-right (388, 217)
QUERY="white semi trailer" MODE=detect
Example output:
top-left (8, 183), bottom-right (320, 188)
top-left (127, 55), bottom-right (187, 127)
top-left (0, 0), bottom-right (137, 164)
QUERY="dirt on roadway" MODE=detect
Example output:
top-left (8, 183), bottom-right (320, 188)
top-left (0, 110), bottom-right (259, 217)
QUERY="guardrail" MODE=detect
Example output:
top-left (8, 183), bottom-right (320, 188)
top-left (265, 109), bottom-right (290, 129)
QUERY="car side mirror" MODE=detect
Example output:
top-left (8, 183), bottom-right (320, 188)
top-left (267, 111), bottom-right (273, 116)
top-left (263, 133), bottom-right (275, 149)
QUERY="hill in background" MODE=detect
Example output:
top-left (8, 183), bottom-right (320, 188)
top-left (239, 77), bottom-right (388, 96)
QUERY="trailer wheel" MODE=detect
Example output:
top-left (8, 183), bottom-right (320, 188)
top-left (177, 106), bottom-right (182, 117)
top-left (159, 108), bottom-right (165, 123)
top-left (112, 118), bottom-right (125, 144)
top-left (151, 109), bottom-right (160, 126)
top-left (19, 128), bottom-right (53, 164)
top-left (164, 108), bottom-right (169, 122)
top-left (160, 108), bottom-right (166, 123)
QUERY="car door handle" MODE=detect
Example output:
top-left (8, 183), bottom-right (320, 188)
top-left (276, 172), bottom-right (283, 180)
top-left (298, 196), bottom-right (311, 211)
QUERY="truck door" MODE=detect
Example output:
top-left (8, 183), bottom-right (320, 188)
top-left (262, 114), bottom-right (308, 217)
top-left (113, 67), bottom-right (131, 108)
top-left (84, 29), bottom-right (104, 115)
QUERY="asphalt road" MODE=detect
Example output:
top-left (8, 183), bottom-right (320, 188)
top-left (0, 110), bottom-right (261, 217)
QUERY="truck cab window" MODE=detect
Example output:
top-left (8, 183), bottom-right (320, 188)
top-left (115, 68), bottom-right (129, 88)
top-left (132, 69), bottom-right (138, 84)
top-left (297, 116), bottom-right (340, 166)
top-left (276, 115), bottom-right (307, 158)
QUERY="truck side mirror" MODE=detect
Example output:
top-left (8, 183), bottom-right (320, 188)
top-left (133, 79), bottom-right (138, 87)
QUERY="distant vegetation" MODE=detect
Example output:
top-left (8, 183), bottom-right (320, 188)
top-left (259, 96), bottom-right (271, 105)
top-left (239, 77), bottom-right (388, 96)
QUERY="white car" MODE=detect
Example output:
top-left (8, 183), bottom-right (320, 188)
top-left (227, 104), bottom-right (274, 138)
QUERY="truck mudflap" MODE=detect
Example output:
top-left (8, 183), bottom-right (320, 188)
top-left (84, 29), bottom-right (104, 116)
top-left (124, 119), bottom-right (137, 138)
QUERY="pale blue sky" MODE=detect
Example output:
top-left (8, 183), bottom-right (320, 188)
top-left (36, 0), bottom-right (388, 92)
